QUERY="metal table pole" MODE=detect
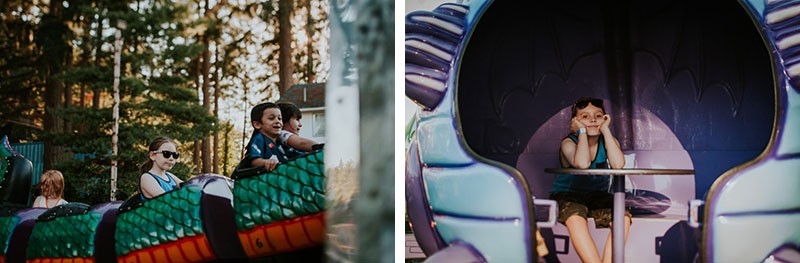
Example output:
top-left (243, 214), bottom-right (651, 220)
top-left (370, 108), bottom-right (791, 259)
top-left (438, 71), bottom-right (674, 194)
top-left (612, 174), bottom-right (626, 263)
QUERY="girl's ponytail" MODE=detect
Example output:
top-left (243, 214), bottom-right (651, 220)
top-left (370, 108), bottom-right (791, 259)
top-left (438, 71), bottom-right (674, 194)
top-left (139, 159), bottom-right (154, 177)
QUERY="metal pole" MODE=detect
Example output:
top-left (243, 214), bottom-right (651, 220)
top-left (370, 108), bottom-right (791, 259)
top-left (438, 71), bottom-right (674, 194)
top-left (111, 21), bottom-right (125, 201)
top-left (612, 175), bottom-right (626, 263)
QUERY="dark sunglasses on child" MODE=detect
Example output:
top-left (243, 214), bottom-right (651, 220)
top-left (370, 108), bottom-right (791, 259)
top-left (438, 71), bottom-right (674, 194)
top-left (151, 150), bottom-right (180, 159)
top-left (575, 98), bottom-right (603, 109)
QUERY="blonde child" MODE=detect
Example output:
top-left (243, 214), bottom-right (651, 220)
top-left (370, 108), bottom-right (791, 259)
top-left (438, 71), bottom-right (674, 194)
top-left (33, 170), bottom-right (68, 208)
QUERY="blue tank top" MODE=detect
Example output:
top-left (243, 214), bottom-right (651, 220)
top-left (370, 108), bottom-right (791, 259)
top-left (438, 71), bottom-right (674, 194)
top-left (141, 172), bottom-right (178, 200)
top-left (550, 134), bottom-right (610, 193)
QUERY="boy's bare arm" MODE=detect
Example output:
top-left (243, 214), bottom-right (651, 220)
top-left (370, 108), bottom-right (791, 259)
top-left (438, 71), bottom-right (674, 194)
top-left (250, 157), bottom-right (280, 171)
top-left (565, 117), bottom-right (592, 169)
top-left (286, 135), bottom-right (318, 152)
top-left (603, 137), bottom-right (625, 168)
top-left (562, 136), bottom-right (591, 169)
top-left (600, 114), bottom-right (625, 168)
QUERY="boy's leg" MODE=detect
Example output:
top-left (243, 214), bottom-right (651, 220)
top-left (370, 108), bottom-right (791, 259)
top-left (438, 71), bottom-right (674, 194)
top-left (565, 215), bottom-right (602, 263)
top-left (601, 215), bottom-right (631, 263)
top-left (586, 192), bottom-right (632, 263)
top-left (552, 192), bottom-right (602, 263)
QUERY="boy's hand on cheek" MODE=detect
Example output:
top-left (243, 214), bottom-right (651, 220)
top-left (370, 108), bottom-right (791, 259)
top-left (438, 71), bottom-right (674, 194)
top-left (600, 114), bottom-right (611, 132)
top-left (571, 117), bottom-right (585, 134)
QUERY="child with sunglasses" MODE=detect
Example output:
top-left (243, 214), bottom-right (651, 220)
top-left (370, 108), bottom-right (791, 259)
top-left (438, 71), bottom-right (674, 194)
top-left (277, 101), bottom-right (324, 159)
top-left (549, 97), bottom-right (629, 263)
top-left (237, 102), bottom-right (288, 172)
top-left (139, 136), bottom-right (184, 200)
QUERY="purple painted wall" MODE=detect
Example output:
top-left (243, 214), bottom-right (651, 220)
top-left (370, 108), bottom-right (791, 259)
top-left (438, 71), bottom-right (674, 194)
top-left (456, 0), bottom-right (773, 199)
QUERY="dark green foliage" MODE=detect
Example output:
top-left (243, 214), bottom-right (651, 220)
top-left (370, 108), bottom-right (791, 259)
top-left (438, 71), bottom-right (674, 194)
top-left (1, 0), bottom-right (218, 205)
top-left (35, 14), bottom-right (73, 73)
top-left (0, 2), bottom-right (45, 140)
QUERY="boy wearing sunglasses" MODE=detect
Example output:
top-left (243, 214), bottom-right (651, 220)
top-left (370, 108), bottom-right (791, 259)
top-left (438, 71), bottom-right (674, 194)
top-left (238, 102), bottom-right (288, 172)
top-left (139, 136), bottom-right (184, 200)
top-left (550, 97), bottom-right (629, 263)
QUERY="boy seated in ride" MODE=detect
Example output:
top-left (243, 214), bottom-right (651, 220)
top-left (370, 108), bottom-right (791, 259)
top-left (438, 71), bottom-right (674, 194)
top-left (237, 102), bottom-right (288, 172)
top-left (277, 101), bottom-right (323, 159)
top-left (549, 97), bottom-right (631, 263)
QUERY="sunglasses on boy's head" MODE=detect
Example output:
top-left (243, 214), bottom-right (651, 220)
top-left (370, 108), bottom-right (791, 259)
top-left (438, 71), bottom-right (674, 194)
top-left (151, 150), bottom-right (180, 159)
top-left (575, 99), bottom-right (603, 109)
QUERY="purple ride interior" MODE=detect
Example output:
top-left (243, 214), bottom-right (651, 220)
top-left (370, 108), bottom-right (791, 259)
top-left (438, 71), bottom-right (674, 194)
top-left (454, 0), bottom-right (773, 261)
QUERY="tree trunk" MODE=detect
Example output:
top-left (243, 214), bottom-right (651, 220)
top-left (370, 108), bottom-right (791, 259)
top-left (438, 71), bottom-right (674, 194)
top-left (64, 50), bottom-right (73, 134)
top-left (194, 141), bottom-right (201, 174)
top-left (199, 0), bottom-right (226, 174)
top-left (64, 85), bottom-right (72, 133)
top-left (201, 35), bottom-right (212, 174)
top-left (222, 123), bottom-right (231, 175)
top-left (93, 6), bottom-right (103, 109)
top-left (278, 0), bottom-right (294, 94)
top-left (43, 1), bottom-right (67, 170)
top-left (193, 49), bottom-right (203, 174)
top-left (241, 78), bottom-right (249, 160)
top-left (305, 0), bottom-right (315, 83)
top-left (79, 14), bottom-right (91, 109)
top-left (44, 76), bottom-right (65, 170)
top-left (79, 84), bottom-right (86, 108)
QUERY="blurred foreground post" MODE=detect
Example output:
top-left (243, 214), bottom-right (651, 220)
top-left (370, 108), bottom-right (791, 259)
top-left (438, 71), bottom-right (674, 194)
top-left (354, 0), bottom-right (394, 262)
top-left (326, 0), bottom-right (394, 261)
top-left (326, 0), bottom-right (361, 261)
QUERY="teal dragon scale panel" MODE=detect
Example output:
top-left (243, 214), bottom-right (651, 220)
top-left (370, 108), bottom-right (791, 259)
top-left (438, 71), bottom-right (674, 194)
top-left (26, 212), bottom-right (101, 259)
top-left (0, 216), bottom-right (18, 255)
top-left (114, 185), bottom-right (204, 256)
top-left (0, 136), bottom-right (15, 184)
top-left (233, 151), bottom-right (325, 230)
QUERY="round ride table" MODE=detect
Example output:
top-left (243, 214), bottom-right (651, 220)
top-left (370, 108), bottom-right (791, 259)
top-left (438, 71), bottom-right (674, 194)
top-left (543, 168), bottom-right (695, 263)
